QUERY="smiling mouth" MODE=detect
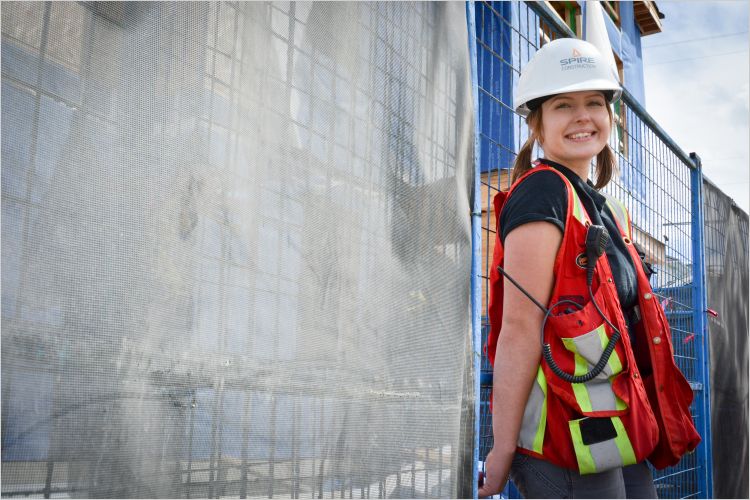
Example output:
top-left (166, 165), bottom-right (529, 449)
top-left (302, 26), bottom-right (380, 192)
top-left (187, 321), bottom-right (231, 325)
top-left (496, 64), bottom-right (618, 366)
top-left (566, 131), bottom-right (596, 142)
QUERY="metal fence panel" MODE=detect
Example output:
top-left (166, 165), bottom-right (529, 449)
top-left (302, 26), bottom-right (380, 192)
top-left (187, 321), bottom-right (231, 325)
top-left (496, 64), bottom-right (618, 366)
top-left (472, 2), bottom-right (713, 497)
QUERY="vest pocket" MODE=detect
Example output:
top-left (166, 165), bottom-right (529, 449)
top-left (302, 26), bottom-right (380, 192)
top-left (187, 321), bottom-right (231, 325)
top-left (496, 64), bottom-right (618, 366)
top-left (560, 324), bottom-right (628, 413)
top-left (561, 325), bottom-right (623, 379)
top-left (569, 416), bottom-right (637, 474)
top-left (544, 283), bottom-right (629, 415)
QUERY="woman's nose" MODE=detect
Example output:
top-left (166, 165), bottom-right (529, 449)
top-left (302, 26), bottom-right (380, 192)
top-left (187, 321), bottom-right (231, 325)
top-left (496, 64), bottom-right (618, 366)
top-left (573, 106), bottom-right (592, 122)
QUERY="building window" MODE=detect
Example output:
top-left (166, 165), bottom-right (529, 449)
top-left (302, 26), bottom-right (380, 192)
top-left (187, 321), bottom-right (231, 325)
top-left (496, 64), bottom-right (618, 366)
top-left (601, 1), bottom-right (621, 28)
top-left (612, 53), bottom-right (627, 156)
top-left (548, 1), bottom-right (582, 37)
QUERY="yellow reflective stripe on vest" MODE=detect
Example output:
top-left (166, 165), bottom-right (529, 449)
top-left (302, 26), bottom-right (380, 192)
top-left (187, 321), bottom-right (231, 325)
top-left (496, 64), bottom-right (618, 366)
top-left (569, 419), bottom-right (597, 474)
top-left (596, 327), bottom-right (622, 374)
top-left (532, 367), bottom-right (548, 454)
top-left (562, 324), bottom-right (624, 412)
top-left (558, 175), bottom-right (588, 226)
top-left (570, 183), bottom-right (588, 225)
top-left (596, 327), bottom-right (628, 411)
top-left (518, 366), bottom-right (548, 454)
top-left (568, 350), bottom-right (594, 412)
top-left (611, 416), bottom-right (637, 465)
top-left (605, 196), bottom-right (631, 239)
top-left (569, 416), bottom-right (637, 475)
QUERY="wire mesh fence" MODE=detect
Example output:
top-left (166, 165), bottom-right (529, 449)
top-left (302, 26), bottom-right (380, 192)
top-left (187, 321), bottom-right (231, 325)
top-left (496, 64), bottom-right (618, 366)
top-left (473, 2), bottom-right (712, 498)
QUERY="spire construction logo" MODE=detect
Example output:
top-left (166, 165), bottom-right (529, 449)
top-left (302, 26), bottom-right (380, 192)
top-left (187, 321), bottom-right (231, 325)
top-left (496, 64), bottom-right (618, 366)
top-left (560, 48), bottom-right (595, 71)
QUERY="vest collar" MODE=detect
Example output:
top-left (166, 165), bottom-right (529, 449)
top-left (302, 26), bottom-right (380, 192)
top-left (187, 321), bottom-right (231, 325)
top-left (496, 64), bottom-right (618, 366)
top-left (538, 158), bottom-right (607, 212)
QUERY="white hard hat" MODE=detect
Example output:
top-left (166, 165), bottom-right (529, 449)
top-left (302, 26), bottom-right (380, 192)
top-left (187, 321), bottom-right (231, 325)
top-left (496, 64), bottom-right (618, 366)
top-left (513, 38), bottom-right (622, 117)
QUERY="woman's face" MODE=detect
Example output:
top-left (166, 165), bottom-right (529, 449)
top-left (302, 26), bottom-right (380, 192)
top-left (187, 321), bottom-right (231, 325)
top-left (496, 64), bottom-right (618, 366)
top-left (539, 91), bottom-right (611, 171)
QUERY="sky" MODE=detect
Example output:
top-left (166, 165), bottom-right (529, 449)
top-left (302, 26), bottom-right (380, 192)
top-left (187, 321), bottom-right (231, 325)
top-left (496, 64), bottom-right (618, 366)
top-left (640, 0), bottom-right (750, 214)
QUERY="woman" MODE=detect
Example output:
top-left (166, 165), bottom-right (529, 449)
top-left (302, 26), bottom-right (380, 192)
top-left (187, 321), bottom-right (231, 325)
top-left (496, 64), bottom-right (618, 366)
top-left (478, 38), bottom-right (700, 498)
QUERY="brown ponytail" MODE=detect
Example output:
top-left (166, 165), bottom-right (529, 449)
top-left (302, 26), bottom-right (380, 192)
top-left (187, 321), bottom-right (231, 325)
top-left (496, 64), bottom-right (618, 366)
top-left (593, 143), bottom-right (616, 189)
top-left (510, 108), bottom-right (543, 185)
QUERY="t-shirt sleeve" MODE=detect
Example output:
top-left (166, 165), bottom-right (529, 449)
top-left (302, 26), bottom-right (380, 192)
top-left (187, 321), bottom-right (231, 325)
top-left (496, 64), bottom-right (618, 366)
top-left (499, 170), bottom-right (568, 245)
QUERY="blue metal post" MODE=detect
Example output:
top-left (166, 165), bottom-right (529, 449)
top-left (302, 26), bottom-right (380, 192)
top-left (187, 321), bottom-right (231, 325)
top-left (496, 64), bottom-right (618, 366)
top-left (689, 152), bottom-right (713, 499)
top-left (466, 1), bottom-right (482, 498)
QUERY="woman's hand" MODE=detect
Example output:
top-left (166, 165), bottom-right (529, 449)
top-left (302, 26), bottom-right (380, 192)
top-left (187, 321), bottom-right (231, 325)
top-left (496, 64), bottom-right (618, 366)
top-left (478, 447), bottom-right (513, 497)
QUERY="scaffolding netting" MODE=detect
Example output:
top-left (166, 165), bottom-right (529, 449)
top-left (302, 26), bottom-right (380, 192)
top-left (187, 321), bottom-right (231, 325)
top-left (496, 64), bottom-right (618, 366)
top-left (1, 2), bottom-right (476, 497)
top-left (702, 179), bottom-right (749, 500)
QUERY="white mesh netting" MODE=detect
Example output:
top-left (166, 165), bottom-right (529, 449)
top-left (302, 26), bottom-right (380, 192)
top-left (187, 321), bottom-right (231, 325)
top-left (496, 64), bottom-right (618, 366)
top-left (1, 2), bottom-right (476, 498)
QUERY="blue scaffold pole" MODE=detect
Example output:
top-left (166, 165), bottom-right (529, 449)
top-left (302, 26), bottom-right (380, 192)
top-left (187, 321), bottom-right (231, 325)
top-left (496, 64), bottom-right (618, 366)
top-left (466, 1), bottom-right (482, 498)
top-left (689, 152), bottom-right (714, 499)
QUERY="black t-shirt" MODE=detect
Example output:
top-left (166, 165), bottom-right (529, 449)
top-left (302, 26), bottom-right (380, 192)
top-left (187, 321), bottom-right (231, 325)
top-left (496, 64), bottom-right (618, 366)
top-left (499, 159), bottom-right (638, 310)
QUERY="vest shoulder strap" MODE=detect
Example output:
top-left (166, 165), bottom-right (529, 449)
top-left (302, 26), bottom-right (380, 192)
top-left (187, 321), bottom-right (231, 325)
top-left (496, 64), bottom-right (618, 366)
top-left (603, 194), bottom-right (632, 240)
top-left (508, 164), bottom-right (591, 228)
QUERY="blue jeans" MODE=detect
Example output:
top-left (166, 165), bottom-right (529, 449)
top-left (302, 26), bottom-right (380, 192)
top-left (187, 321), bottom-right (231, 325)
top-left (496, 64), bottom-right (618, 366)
top-left (509, 452), bottom-right (657, 499)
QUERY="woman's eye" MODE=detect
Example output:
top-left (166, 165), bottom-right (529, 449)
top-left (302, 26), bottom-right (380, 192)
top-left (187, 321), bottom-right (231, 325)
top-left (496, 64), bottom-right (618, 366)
top-left (588, 101), bottom-right (605, 107)
top-left (555, 103), bottom-right (570, 109)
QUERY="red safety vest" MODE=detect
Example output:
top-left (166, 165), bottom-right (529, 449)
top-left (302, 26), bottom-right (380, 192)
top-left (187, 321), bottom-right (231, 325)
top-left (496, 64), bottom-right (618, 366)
top-left (486, 164), bottom-right (701, 474)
